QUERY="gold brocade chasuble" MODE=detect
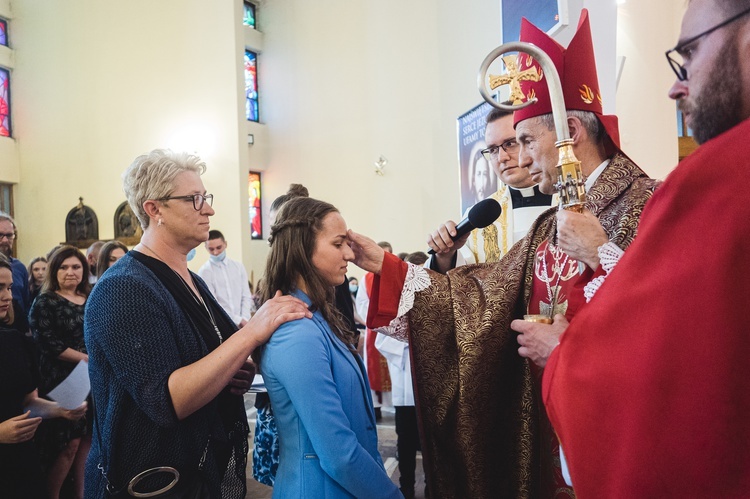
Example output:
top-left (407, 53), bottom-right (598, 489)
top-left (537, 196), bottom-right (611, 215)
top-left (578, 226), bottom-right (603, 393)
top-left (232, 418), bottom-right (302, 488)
top-left (404, 154), bottom-right (659, 498)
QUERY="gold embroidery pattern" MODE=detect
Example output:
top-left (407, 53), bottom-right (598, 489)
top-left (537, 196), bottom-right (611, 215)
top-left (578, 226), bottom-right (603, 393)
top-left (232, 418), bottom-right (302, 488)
top-left (579, 84), bottom-right (595, 104)
top-left (408, 153), bottom-right (659, 498)
top-left (482, 224), bottom-right (501, 263)
top-left (469, 185), bottom-right (511, 263)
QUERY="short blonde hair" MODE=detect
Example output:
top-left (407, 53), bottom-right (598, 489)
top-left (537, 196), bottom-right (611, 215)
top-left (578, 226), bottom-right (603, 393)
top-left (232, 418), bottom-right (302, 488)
top-left (122, 149), bottom-right (206, 229)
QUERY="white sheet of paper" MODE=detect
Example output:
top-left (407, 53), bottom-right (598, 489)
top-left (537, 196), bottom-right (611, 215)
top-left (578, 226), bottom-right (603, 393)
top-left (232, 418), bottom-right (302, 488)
top-left (560, 445), bottom-right (573, 486)
top-left (248, 374), bottom-right (267, 393)
top-left (47, 360), bottom-right (90, 410)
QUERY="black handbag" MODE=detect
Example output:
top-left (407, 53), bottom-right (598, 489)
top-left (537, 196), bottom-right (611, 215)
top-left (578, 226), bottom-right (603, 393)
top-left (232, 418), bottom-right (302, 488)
top-left (104, 466), bottom-right (209, 498)
top-left (93, 397), bottom-right (211, 498)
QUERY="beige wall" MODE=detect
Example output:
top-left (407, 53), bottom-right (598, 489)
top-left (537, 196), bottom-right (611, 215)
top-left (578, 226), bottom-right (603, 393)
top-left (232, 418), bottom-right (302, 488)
top-left (6, 0), bottom-right (248, 273)
top-left (253, 0), bottom-right (506, 281)
top-left (616, 0), bottom-right (687, 180)
top-left (0, 0), bottom-right (19, 183)
top-left (1, 0), bottom-right (688, 282)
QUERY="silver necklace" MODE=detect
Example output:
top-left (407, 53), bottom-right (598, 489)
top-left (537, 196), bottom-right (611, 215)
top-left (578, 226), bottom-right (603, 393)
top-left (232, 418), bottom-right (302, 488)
top-left (540, 242), bottom-right (570, 319)
top-left (139, 244), bottom-right (223, 343)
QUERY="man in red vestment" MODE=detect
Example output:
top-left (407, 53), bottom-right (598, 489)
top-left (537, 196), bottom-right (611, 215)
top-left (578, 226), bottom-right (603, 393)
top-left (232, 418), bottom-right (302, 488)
top-left (542, 0), bottom-right (750, 496)
top-left (349, 11), bottom-right (659, 498)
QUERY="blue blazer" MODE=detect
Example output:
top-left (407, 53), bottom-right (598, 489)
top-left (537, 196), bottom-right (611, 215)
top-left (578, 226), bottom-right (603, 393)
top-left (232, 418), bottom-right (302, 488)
top-left (261, 290), bottom-right (402, 498)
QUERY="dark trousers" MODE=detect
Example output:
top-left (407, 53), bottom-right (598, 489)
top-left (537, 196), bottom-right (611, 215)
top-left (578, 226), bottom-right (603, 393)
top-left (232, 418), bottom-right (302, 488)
top-left (395, 405), bottom-right (419, 491)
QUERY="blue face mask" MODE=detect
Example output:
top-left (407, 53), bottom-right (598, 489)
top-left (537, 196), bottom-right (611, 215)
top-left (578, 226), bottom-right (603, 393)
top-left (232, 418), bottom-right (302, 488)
top-left (187, 248), bottom-right (197, 262)
top-left (349, 284), bottom-right (358, 294)
top-left (209, 250), bottom-right (227, 263)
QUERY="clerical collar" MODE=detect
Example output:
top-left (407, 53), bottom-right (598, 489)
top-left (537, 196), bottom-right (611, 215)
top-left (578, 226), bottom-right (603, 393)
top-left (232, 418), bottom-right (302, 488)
top-left (508, 184), bottom-right (553, 209)
top-left (508, 185), bottom-right (538, 197)
top-left (585, 159), bottom-right (611, 191)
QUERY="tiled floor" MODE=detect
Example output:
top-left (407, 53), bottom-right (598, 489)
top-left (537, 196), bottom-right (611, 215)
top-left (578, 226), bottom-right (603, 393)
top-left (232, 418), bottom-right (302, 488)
top-left (244, 394), bottom-right (427, 498)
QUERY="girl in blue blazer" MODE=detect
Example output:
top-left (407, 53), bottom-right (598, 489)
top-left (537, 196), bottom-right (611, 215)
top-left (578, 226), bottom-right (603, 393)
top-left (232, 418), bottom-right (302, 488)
top-left (258, 197), bottom-right (402, 498)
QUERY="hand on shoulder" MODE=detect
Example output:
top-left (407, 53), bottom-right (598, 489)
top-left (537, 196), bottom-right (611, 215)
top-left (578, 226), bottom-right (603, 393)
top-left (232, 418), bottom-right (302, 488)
top-left (243, 291), bottom-right (312, 346)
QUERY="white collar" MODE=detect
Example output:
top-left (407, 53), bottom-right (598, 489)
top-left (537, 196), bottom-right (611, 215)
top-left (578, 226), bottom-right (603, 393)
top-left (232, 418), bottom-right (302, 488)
top-left (585, 159), bottom-right (611, 191)
top-left (508, 184), bottom-right (539, 197)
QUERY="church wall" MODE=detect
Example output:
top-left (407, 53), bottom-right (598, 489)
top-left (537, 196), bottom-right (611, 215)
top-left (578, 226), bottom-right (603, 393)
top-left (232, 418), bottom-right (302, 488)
top-left (253, 0), bottom-right (507, 280)
top-left (616, 0), bottom-right (685, 180)
top-left (9, 0), bottom-right (248, 272)
top-left (0, 0), bottom-right (20, 185)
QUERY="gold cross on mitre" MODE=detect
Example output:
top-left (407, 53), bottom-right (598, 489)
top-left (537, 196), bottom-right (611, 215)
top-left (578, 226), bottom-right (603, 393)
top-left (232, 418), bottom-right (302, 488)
top-left (488, 54), bottom-right (541, 105)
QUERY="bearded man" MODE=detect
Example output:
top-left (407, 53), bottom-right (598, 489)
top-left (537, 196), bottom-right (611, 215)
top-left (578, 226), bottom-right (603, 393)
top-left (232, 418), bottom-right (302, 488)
top-left (543, 0), bottom-right (750, 496)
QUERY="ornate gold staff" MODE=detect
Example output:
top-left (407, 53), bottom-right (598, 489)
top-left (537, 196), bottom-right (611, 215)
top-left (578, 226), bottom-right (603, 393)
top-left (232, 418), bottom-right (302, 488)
top-left (477, 43), bottom-right (585, 212)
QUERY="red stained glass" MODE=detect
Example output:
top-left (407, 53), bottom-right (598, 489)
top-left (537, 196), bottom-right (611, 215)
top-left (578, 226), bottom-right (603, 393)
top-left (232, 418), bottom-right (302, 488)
top-left (248, 172), bottom-right (262, 239)
top-left (0, 68), bottom-right (10, 137)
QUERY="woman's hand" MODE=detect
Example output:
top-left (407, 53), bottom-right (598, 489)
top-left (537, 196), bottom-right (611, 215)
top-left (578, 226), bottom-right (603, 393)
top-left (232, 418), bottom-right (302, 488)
top-left (57, 401), bottom-right (88, 421)
top-left (227, 360), bottom-right (256, 395)
top-left (0, 411), bottom-right (42, 444)
top-left (243, 291), bottom-right (312, 345)
top-left (347, 230), bottom-right (385, 274)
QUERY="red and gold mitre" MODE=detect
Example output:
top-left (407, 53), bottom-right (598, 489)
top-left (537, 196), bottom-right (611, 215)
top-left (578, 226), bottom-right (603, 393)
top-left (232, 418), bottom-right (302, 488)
top-left (513, 9), bottom-right (621, 150)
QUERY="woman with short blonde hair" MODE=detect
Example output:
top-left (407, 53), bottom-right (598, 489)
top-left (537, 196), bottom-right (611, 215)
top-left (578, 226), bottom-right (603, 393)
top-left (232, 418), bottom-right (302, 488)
top-left (85, 149), bottom-right (310, 498)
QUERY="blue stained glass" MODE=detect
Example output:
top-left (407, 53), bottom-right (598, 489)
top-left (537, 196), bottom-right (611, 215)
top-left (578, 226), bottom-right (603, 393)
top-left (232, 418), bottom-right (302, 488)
top-left (243, 2), bottom-right (256, 29)
top-left (0, 68), bottom-right (10, 137)
top-left (0, 20), bottom-right (7, 47)
top-left (245, 50), bottom-right (259, 122)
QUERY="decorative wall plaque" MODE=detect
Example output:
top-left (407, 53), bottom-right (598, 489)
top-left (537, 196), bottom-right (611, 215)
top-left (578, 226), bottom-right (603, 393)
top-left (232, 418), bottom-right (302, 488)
top-left (65, 197), bottom-right (99, 248)
top-left (114, 201), bottom-right (142, 246)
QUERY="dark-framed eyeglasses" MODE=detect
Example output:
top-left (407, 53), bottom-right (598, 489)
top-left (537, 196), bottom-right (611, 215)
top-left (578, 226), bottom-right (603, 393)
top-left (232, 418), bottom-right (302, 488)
top-left (157, 193), bottom-right (214, 211)
top-left (0, 232), bottom-right (15, 241)
top-left (665, 5), bottom-right (750, 81)
top-left (481, 139), bottom-right (519, 161)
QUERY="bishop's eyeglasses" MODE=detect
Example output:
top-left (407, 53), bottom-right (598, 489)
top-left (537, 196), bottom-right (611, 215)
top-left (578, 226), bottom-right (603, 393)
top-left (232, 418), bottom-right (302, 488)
top-left (481, 139), bottom-right (519, 161)
top-left (157, 193), bottom-right (214, 211)
top-left (666, 5), bottom-right (750, 81)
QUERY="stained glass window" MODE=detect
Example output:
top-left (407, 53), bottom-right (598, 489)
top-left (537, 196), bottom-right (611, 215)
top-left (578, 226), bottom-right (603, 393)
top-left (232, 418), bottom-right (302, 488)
top-left (243, 2), bottom-right (256, 29)
top-left (0, 19), bottom-right (8, 47)
top-left (0, 183), bottom-right (12, 216)
top-left (0, 68), bottom-right (10, 138)
top-left (248, 172), bottom-right (263, 239)
top-left (245, 50), bottom-right (259, 122)
top-left (0, 19), bottom-right (7, 47)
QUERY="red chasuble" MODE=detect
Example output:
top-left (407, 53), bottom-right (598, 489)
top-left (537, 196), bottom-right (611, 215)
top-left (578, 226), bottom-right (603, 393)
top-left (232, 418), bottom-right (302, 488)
top-left (544, 118), bottom-right (750, 497)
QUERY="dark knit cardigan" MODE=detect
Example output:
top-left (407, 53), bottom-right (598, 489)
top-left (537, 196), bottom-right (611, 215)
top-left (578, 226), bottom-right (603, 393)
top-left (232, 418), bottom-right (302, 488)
top-left (83, 253), bottom-right (248, 498)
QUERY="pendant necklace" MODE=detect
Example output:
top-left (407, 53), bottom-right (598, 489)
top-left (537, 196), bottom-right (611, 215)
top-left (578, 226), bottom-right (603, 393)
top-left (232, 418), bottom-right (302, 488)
top-left (139, 243), bottom-right (223, 343)
top-left (541, 242), bottom-right (569, 319)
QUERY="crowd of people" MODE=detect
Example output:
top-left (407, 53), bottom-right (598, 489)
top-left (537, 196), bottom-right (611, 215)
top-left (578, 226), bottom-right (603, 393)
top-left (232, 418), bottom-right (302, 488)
top-left (2, 0), bottom-right (749, 497)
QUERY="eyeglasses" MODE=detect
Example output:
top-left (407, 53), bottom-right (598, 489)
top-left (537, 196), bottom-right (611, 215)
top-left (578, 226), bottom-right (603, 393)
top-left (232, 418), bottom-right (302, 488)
top-left (0, 232), bottom-right (15, 241)
top-left (157, 193), bottom-right (214, 211)
top-left (666, 6), bottom-right (750, 81)
top-left (481, 139), bottom-right (519, 161)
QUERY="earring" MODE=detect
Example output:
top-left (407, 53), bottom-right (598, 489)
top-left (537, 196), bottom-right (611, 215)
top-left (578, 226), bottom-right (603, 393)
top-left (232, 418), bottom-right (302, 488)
top-left (157, 219), bottom-right (163, 227)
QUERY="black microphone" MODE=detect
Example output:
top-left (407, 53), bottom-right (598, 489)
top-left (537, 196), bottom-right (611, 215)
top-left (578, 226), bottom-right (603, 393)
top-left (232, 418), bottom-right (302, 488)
top-left (427, 198), bottom-right (502, 255)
